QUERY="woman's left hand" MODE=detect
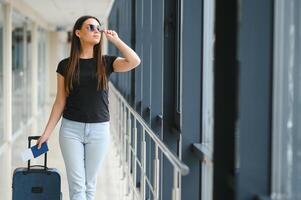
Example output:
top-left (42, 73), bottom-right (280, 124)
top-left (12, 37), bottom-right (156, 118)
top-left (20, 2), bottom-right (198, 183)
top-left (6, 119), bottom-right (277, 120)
top-left (103, 29), bottom-right (120, 44)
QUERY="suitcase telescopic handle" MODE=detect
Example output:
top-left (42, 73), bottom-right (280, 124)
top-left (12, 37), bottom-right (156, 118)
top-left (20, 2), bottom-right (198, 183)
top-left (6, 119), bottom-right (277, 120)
top-left (27, 136), bottom-right (48, 170)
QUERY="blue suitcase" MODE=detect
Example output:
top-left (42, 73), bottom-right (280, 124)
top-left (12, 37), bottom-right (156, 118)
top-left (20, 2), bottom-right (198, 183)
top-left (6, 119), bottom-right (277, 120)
top-left (12, 136), bottom-right (62, 200)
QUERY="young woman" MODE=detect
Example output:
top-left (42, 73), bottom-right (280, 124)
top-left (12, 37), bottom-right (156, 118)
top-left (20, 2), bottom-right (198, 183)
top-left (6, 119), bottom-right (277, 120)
top-left (36, 15), bottom-right (140, 200)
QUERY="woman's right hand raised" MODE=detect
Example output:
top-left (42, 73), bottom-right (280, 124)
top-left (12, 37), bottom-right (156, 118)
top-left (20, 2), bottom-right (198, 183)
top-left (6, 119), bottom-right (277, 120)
top-left (36, 134), bottom-right (49, 149)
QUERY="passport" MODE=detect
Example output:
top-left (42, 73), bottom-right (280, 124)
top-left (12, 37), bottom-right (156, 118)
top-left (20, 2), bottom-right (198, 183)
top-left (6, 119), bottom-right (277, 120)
top-left (21, 142), bottom-right (49, 162)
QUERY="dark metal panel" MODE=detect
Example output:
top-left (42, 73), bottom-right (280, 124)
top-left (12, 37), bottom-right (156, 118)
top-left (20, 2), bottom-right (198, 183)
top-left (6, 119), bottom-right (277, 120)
top-left (181, 0), bottom-right (203, 200)
top-left (126, 0), bottom-right (131, 102)
top-left (141, 1), bottom-right (152, 199)
top-left (134, 0), bottom-right (143, 115)
top-left (213, 1), bottom-right (237, 199)
top-left (130, 0), bottom-right (136, 106)
top-left (108, 1), bottom-right (203, 200)
top-left (236, 0), bottom-right (274, 199)
top-left (150, 0), bottom-right (164, 134)
top-left (150, 1), bottom-right (164, 200)
top-left (108, 2), bottom-right (117, 85)
top-left (141, 0), bottom-right (151, 124)
top-left (162, 0), bottom-right (178, 198)
top-left (133, 0), bottom-right (143, 188)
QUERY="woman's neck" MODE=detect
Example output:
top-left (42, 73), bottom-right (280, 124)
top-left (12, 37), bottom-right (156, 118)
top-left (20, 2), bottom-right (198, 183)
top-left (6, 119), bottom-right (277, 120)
top-left (80, 43), bottom-right (94, 58)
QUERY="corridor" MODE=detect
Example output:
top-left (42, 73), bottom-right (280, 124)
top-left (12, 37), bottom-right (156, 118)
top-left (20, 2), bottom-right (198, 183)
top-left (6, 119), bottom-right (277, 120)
top-left (1, 0), bottom-right (301, 200)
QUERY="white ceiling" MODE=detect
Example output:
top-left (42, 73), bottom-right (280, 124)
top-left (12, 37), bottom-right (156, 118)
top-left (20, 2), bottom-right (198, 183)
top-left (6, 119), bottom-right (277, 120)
top-left (21, 0), bottom-right (114, 30)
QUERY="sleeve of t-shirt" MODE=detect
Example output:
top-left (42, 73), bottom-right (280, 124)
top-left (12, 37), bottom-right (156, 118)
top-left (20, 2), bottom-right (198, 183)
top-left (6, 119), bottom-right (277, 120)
top-left (56, 59), bottom-right (67, 77)
top-left (104, 55), bottom-right (118, 76)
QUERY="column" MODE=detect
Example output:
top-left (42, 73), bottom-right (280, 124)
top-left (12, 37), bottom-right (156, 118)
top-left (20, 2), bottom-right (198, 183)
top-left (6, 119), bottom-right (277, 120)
top-left (1, 3), bottom-right (12, 200)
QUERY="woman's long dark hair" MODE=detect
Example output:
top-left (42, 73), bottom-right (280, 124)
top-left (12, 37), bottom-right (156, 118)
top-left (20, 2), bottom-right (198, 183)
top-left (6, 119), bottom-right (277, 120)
top-left (65, 15), bottom-right (107, 95)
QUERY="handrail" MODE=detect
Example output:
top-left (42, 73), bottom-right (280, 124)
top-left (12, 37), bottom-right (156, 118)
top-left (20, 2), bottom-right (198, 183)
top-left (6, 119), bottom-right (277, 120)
top-left (109, 82), bottom-right (190, 176)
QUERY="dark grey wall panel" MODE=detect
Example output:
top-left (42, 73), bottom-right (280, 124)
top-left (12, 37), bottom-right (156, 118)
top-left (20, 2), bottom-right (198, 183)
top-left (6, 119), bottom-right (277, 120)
top-left (236, 0), bottom-right (273, 199)
top-left (108, 1), bottom-right (203, 200)
top-left (181, 0), bottom-right (202, 199)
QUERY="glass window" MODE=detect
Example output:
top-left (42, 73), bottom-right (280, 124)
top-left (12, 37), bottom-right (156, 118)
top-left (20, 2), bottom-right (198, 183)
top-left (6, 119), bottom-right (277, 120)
top-left (38, 28), bottom-right (47, 109)
top-left (12, 10), bottom-right (31, 134)
top-left (272, 1), bottom-right (301, 199)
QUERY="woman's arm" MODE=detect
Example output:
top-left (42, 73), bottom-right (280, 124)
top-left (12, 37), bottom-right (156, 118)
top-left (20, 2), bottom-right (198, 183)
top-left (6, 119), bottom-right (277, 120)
top-left (103, 29), bottom-right (141, 72)
top-left (36, 74), bottom-right (66, 149)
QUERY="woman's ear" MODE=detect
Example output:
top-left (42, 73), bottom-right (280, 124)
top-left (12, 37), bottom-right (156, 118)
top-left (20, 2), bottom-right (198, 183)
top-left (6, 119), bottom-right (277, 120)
top-left (75, 30), bottom-right (80, 38)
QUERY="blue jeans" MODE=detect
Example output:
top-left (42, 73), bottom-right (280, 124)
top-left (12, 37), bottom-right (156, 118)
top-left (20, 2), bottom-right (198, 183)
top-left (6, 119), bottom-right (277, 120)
top-left (59, 117), bottom-right (111, 200)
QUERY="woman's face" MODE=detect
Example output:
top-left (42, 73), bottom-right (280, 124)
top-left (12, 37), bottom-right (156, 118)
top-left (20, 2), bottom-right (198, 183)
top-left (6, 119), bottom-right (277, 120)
top-left (76, 18), bottom-right (102, 45)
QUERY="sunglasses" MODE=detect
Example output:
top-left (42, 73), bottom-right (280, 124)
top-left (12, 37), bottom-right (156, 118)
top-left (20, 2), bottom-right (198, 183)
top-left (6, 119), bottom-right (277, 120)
top-left (86, 24), bottom-right (103, 33)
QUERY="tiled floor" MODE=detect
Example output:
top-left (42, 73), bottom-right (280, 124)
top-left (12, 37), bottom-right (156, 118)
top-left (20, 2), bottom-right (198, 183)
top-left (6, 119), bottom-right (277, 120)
top-left (10, 105), bottom-right (129, 200)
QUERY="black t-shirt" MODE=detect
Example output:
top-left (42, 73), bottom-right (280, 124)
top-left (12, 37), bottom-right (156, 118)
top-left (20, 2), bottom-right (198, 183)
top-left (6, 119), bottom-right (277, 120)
top-left (56, 55), bottom-right (117, 123)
